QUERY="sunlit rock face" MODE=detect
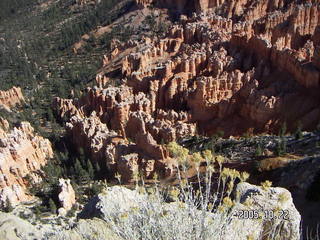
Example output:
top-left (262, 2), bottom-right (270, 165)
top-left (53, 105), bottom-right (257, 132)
top-left (0, 120), bottom-right (53, 207)
top-left (129, 0), bottom-right (320, 135)
top-left (55, 0), bottom-right (320, 182)
top-left (0, 87), bottom-right (24, 111)
top-left (58, 178), bottom-right (76, 216)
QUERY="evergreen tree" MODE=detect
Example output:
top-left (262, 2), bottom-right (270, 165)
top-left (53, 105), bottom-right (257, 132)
top-left (87, 160), bottom-right (95, 180)
top-left (34, 206), bottom-right (41, 219)
top-left (295, 122), bottom-right (303, 140)
top-left (74, 158), bottom-right (83, 174)
top-left (276, 138), bottom-right (287, 156)
top-left (46, 107), bottom-right (55, 122)
top-left (79, 147), bottom-right (86, 166)
top-left (279, 122), bottom-right (287, 137)
top-left (255, 144), bottom-right (263, 157)
top-left (49, 198), bottom-right (57, 214)
top-left (3, 198), bottom-right (13, 213)
top-left (94, 162), bottom-right (101, 175)
top-left (74, 158), bottom-right (89, 181)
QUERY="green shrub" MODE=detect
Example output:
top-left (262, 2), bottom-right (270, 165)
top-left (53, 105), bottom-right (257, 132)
top-left (66, 205), bottom-right (77, 218)
top-left (49, 198), bottom-right (57, 214)
top-left (279, 122), bottom-right (287, 137)
top-left (3, 198), bottom-right (13, 213)
top-left (275, 138), bottom-right (287, 156)
top-left (255, 144), bottom-right (263, 157)
top-left (294, 122), bottom-right (303, 140)
top-left (103, 143), bottom-right (287, 240)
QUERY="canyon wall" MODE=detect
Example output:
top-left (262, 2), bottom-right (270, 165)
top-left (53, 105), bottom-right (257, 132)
top-left (55, 0), bottom-right (320, 182)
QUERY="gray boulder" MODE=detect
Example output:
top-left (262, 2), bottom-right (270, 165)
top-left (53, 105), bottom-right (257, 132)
top-left (224, 182), bottom-right (301, 240)
top-left (0, 212), bottom-right (41, 240)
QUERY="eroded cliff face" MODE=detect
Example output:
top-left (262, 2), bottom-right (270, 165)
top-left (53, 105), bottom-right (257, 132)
top-left (129, 0), bottom-right (320, 135)
top-left (0, 119), bottom-right (53, 206)
top-left (54, 0), bottom-right (320, 182)
top-left (0, 87), bottom-right (24, 111)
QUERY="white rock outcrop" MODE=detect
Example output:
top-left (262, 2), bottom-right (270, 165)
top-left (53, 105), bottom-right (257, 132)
top-left (58, 178), bottom-right (76, 216)
top-left (225, 182), bottom-right (301, 240)
top-left (81, 183), bottom-right (301, 240)
top-left (0, 121), bottom-right (53, 207)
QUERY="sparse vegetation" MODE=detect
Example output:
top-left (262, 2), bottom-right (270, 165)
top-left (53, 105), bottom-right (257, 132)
top-left (0, 1), bottom-right (319, 239)
top-left (49, 198), bottom-right (57, 214)
top-left (66, 205), bottom-right (77, 218)
top-left (102, 143), bottom-right (293, 240)
top-left (0, 0), bottom-right (35, 21)
top-left (275, 138), bottom-right (287, 156)
top-left (255, 143), bottom-right (263, 157)
top-left (3, 198), bottom-right (13, 213)
top-left (295, 121), bottom-right (303, 140)
top-left (279, 122), bottom-right (287, 137)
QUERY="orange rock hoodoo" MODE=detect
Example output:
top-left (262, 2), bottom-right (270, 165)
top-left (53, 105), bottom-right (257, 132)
top-left (55, 0), bottom-right (320, 182)
top-left (0, 120), bottom-right (53, 206)
top-left (0, 87), bottom-right (24, 110)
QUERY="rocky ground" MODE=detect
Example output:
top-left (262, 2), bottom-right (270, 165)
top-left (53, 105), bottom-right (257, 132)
top-left (0, 0), bottom-right (320, 239)
top-left (0, 182), bottom-right (301, 240)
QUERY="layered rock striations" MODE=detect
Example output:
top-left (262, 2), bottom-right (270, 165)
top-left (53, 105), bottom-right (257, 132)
top-left (0, 87), bottom-right (24, 111)
top-left (55, 0), bottom-right (320, 181)
top-left (0, 120), bottom-right (53, 206)
top-left (129, 0), bottom-right (320, 135)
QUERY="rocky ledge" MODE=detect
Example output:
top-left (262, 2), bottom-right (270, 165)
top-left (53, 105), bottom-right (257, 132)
top-left (0, 182), bottom-right (301, 240)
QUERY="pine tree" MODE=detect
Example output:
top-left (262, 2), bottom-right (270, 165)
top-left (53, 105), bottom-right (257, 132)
top-left (276, 138), bottom-right (287, 156)
top-left (295, 122), bottom-right (303, 140)
top-left (74, 158), bottom-right (83, 174)
top-left (49, 198), bottom-right (56, 214)
top-left (87, 160), bottom-right (95, 180)
top-left (79, 147), bottom-right (86, 166)
top-left (255, 144), bottom-right (263, 157)
top-left (74, 158), bottom-right (89, 181)
top-left (279, 122), bottom-right (287, 137)
top-left (4, 198), bottom-right (13, 213)
top-left (94, 162), bottom-right (101, 175)
top-left (46, 107), bottom-right (54, 122)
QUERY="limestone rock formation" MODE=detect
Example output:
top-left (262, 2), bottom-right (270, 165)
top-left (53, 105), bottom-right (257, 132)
top-left (0, 182), bottom-right (302, 240)
top-left (81, 184), bottom-right (301, 240)
top-left (55, 0), bottom-right (320, 181)
top-left (0, 212), bottom-right (41, 240)
top-left (226, 182), bottom-right (301, 240)
top-left (58, 179), bottom-right (76, 216)
top-left (64, 111), bottom-right (176, 182)
top-left (50, 218), bottom-right (122, 240)
top-left (0, 87), bottom-right (24, 111)
top-left (0, 211), bottom-right (119, 240)
top-left (53, 84), bottom-right (195, 182)
top-left (0, 121), bottom-right (53, 207)
top-left (81, 186), bottom-right (147, 219)
top-left (127, 0), bottom-right (320, 136)
top-left (269, 155), bottom-right (320, 231)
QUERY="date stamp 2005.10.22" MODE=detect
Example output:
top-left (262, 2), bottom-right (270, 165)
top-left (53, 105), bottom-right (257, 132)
top-left (233, 209), bottom-right (290, 220)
